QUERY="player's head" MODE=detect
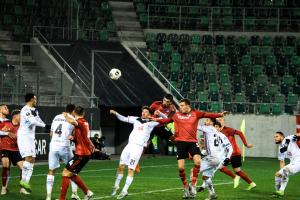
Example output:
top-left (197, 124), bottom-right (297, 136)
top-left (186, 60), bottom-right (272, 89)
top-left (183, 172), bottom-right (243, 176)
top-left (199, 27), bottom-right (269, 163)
top-left (65, 104), bottom-right (76, 114)
top-left (274, 131), bottom-right (285, 144)
top-left (214, 121), bottom-right (222, 132)
top-left (11, 109), bottom-right (20, 123)
top-left (179, 98), bottom-right (191, 113)
top-left (216, 117), bottom-right (225, 127)
top-left (204, 118), bottom-right (216, 126)
top-left (0, 104), bottom-right (9, 117)
top-left (141, 106), bottom-right (153, 118)
top-left (162, 94), bottom-right (173, 107)
top-left (25, 93), bottom-right (37, 107)
top-left (74, 106), bottom-right (85, 117)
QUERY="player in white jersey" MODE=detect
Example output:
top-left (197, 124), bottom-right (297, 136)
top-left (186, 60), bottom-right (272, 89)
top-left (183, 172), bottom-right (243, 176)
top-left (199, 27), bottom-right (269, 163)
top-left (17, 93), bottom-right (45, 192)
top-left (197, 118), bottom-right (233, 200)
top-left (110, 106), bottom-right (160, 199)
top-left (272, 131), bottom-right (289, 197)
top-left (273, 132), bottom-right (300, 197)
top-left (46, 104), bottom-right (80, 200)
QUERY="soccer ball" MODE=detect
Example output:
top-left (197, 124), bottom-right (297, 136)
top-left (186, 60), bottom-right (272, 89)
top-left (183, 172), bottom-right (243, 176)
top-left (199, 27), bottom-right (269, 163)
top-left (109, 68), bottom-right (122, 80)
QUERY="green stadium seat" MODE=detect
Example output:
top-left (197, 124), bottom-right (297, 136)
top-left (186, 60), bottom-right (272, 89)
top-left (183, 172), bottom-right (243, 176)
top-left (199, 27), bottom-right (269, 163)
top-left (282, 75), bottom-right (294, 87)
top-left (245, 17), bottom-right (255, 30)
top-left (241, 55), bottom-right (251, 65)
top-left (223, 92), bottom-right (232, 102)
top-left (252, 65), bottom-right (264, 76)
top-left (262, 35), bottom-right (273, 46)
top-left (170, 62), bottom-right (181, 73)
top-left (274, 93), bottom-right (285, 103)
top-left (163, 42), bottom-right (172, 54)
top-left (190, 44), bottom-right (199, 55)
top-left (191, 34), bottom-right (201, 44)
top-left (256, 74), bottom-right (269, 85)
top-left (210, 101), bottom-right (222, 112)
top-left (220, 82), bottom-right (231, 93)
top-left (287, 93), bottom-right (298, 105)
top-left (250, 46), bottom-right (260, 56)
top-left (99, 30), bottom-right (109, 41)
top-left (261, 93), bottom-right (271, 103)
top-left (206, 64), bottom-right (216, 74)
top-left (283, 46), bottom-right (295, 57)
top-left (194, 63), bottom-right (205, 73)
top-left (219, 64), bottom-right (229, 74)
top-left (259, 103), bottom-right (271, 114)
top-left (265, 55), bottom-right (277, 66)
top-left (139, 14), bottom-right (148, 27)
top-left (208, 83), bottom-right (219, 94)
top-left (261, 46), bottom-right (273, 56)
top-left (146, 32), bottom-right (157, 43)
top-left (220, 73), bottom-right (230, 83)
top-left (216, 45), bottom-right (226, 56)
top-left (171, 53), bottom-right (181, 63)
top-left (197, 91), bottom-right (208, 101)
top-left (0, 56), bottom-right (7, 66)
top-left (238, 35), bottom-right (248, 46)
top-left (149, 52), bottom-right (159, 62)
top-left (256, 83), bottom-right (267, 95)
top-left (268, 84), bottom-right (279, 96)
top-left (272, 103), bottom-right (283, 115)
top-left (291, 56), bottom-right (300, 67)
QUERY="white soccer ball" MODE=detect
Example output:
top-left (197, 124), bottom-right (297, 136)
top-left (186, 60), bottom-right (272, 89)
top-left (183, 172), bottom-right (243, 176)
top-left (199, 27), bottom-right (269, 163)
top-left (109, 68), bottom-right (122, 80)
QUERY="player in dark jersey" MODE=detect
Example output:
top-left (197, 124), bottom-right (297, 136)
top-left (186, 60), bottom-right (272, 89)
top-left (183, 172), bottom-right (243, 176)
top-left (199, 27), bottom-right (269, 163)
top-left (155, 99), bottom-right (226, 198)
top-left (217, 117), bottom-right (256, 190)
top-left (58, 106), bottom-right (94, 200)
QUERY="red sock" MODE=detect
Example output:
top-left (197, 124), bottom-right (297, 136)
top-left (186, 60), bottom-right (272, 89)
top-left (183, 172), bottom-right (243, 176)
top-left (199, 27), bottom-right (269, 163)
top-left (71, 175), bottom-right (88, 194)
top-left (2, 167), bottom-right (9, 187)
top-left (179, 169), bottom-right (188, 188)
top-left (191, 165), bottom-right (200, 186)
top-left (220, 167), bottom-right (236, 179)
top-left (59, 176), bottom-right (70, 200)
top-left (236, 171), bottom-right (253, 184)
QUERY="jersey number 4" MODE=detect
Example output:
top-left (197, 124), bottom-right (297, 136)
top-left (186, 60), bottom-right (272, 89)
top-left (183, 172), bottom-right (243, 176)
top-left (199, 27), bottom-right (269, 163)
top-left (55, 124), bottom-right (62, 137)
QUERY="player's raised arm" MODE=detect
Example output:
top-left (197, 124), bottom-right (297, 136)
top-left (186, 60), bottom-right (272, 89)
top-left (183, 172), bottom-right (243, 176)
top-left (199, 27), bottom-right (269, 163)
top-left (63, 112), bottom-right (78, 126)
top-left (234, 129), bottom-right (253, 148)
top-left (195, 110), bottom-right (225, 119)
top-left (110, 109), bottom-right (136, 124)
top-left (25, 110), bottom-right (46, 127)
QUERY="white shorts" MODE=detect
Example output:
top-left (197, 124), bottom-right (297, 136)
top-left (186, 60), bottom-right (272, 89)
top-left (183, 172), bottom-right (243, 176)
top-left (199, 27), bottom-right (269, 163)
top-left (200, 155), bottom-right (223, 178)
top-left (281, 159), bottom-right (300, 176)
top-left (120, 143), bottom-right (144, 170)
top-left (17, 135), bottom-right (36, 158)
top-left (48, 146), bottom-right (73, 170)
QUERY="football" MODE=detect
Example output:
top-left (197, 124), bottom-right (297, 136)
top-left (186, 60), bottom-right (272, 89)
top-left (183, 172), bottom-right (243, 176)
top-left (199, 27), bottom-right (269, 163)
top-left (109, 68), bottom-right (122, 80)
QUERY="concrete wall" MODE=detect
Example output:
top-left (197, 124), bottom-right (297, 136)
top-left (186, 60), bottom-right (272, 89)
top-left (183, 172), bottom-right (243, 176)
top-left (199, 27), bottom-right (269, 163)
top-left (199, 114), bottom-right (296, 158)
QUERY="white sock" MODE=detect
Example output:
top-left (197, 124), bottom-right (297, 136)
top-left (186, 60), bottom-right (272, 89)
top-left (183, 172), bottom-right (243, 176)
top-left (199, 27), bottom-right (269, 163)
top-left (22, 161), bottom-right (30, 182)
top-left (71, 181), bottom-right (78, 193)
top-left (205, 178), bottom-right (215, 195)
top-left (25, 163), bottom-right (34, 183)
top-left (122, 176), bottom-right (133, 193)
top-left (279, 176), bottom-right (289, 192)
top-left (46, 175), bottom-right (54, 195)
top-left (275, 176), bottom-right (281, 191)
top-left (114, 173), bottom-right (123, 188)
top-left (201, 182), bottom-right (206, 188)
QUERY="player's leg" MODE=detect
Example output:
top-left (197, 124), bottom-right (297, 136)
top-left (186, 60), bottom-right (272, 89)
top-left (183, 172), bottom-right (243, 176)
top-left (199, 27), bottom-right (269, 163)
top-left (15, 159), bottom-right (29, 195)
top-left (231, 155), bottom-right (255, 190)
top-left (275, 163), bottom-right (299, 196)
top-left (1, 154), bottom-right (10, 195)
top-left (176, 142), bottom-right (190, 199)
top-left (64, 148), bottom-right (79, 200)
top-left (190, 143), bottom-right (201, 195)
top-left (117, 144), bottom-right (143, 199)
top-left (46, 151), bottom-right (60, 200)
top-left (219, 166), bottom-right (240, 188)
top-left (202, 175), bottom-right (217, 200)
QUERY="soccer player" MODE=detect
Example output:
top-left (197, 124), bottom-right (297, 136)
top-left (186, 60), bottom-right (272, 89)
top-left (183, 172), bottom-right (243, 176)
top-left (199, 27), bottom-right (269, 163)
top-left (46, 104), bottom-right (80, 200)
top-left (150, 94), bottom-right (176, 154)
top-left (155, 99), bottom-right (226, 198)
top-left (58, 106), bottom-right (94, 200)
top-left (273, 132), bottom-right (300, 197)
top-left (273, 131), bottom-right (289, 196)
top-left (0, 107), bottom-right (28, 195)
top-left (110, 106), bottom-right (160, 199)
top-left (216, 117), bottom-right (256, 190)
top-left (18, 93), bottom-right (46, 192)
top-left (197, 119), bottom-right (233, 200)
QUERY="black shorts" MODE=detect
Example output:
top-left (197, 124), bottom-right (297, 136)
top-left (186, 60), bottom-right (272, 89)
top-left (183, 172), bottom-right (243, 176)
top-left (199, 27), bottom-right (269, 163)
top-left (1, 150), bottom-right (23, 166)
top-left (230, 155), bottom-right (242, 168)
top-left (150, 126), bottom-right (173, 140)
top-left (175, 141), bottom-right (201, 160)
top-left (66, 155), bottom-right (90, 174)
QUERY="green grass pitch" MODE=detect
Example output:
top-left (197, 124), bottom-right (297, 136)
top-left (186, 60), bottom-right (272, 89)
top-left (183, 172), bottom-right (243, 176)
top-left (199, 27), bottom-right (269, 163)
top-left (0, 156), bottom-right (299, 200)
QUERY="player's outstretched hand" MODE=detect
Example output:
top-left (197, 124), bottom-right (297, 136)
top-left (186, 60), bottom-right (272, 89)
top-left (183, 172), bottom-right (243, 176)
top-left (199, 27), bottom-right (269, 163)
top-left (246, 144), bottom-right (253, 148)
top-left (68, 135), bottom-right (74, 141)
top-left (221, 111), bottom-right (230, 116)
top-left (110, 110), bottom-right (117, 115)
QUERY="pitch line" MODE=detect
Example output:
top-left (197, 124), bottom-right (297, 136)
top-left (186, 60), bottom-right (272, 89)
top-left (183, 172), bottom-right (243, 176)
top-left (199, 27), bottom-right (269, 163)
top-left (93, 182), bottom-right (233, 199)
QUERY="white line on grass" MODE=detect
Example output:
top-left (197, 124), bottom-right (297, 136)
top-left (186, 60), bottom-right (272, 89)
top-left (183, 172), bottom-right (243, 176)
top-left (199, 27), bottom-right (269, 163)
top-left (93, 181), bottom-right (233, 199)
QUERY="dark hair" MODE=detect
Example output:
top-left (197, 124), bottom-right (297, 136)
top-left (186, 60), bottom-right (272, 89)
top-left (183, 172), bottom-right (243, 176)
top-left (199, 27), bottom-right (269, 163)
top-left (65, 104), bottom-right (76, 113)
top-left (276, 131), bottom-right (285, 137)
top-left (214, 120), bottom-right (222, 127)
top-left (25, 93), bottom-right (35, 103)
top-left (74, 106), bottom-right (84, 116)
top-left (11, 109), bottom-right (20, 117)
top-left (179, 98), bottom-right (190, 105)
top-left (164, 94), bottom-right (173, 101)
top-left (142, 106), bottom-right (154, 115)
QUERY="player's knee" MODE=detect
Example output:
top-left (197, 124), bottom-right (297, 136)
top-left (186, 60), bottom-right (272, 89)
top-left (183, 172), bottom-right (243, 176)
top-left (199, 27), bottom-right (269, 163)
top-left (234, 167), bottom-right (241, 173)
top-left (202, 176), bottom-right (208, 180)
top-left (1, 158), bottom-right (10, 167)
top-left (178, 167), bottom-right (185, 172)
top-left (118, 165), bottom-right (125, 173)
top-left (62, 168), bottom-right (73, 177)
top-left (128, 168), bottom-right (135, 177)
top-left (48, 170), bottom-right (56, 175)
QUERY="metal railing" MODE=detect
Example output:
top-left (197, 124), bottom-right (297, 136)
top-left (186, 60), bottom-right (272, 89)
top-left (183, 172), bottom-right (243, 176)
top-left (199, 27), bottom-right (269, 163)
top-left (146, 5), bottom-right (300, 32)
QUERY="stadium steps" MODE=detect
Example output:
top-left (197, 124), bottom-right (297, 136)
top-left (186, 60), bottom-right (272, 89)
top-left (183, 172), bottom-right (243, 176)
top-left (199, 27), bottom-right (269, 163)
top-left (110, 0), bottom-right (147, 47)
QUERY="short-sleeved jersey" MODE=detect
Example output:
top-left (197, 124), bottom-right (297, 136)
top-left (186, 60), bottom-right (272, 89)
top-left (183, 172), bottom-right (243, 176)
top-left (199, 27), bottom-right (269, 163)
top-left (18, 105), bottom-right (45, 139)
top-left (198, 125), bottom-right (232, 158)
top-left (150, 101), bottom-right (176, 117)
top-left (220, 126), bottom-right (248, 156)
top-left (116, 113), bottom-right (159, 146)
top-left (278, 141), bottom-right (287, 161)
top-left (159, 110), bottom-right (222, 143)
top-left (0, 120), bottom-right (19, 151)
top-left (50, 113), bottom-right (74, 150)
top-left (73, 118), bottom-right (93, 156)
top-left (280, 135), bottom-right (300, 162)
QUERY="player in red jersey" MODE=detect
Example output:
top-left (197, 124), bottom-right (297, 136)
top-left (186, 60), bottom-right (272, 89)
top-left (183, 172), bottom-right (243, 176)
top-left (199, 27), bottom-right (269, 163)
top-left (217, 117), bottom-right (256, 190)
top-left (58, 106), bottom-right (94, 200)
top-left (0, 107), bottom-right (28, 195)
top-left (150, 94), bottom-right (176, 117)
top-left (155, 99), bottom-right (226, 198)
